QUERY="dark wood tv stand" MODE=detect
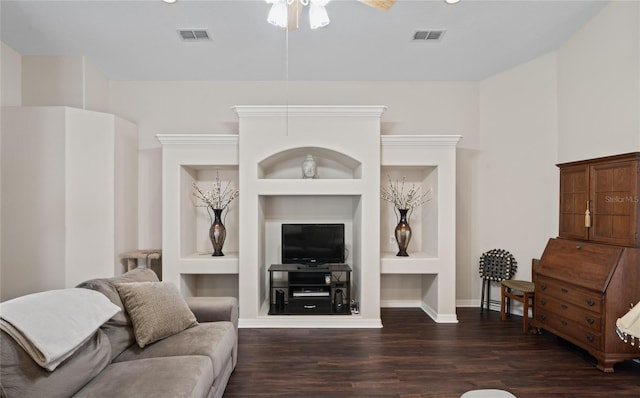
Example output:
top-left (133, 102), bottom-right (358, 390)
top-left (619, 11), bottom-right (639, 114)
top-left (268, 264), bottom-right (351, 315)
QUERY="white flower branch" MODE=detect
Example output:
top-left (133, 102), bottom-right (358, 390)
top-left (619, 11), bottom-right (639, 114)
top-left (192, 171), bottom-right (239, 211)
top-left (380, 175), bottom-right (431, 211)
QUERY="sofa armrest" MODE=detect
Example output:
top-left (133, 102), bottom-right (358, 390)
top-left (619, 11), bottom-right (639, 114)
top-left (185, 297), bottom-right (238, 330)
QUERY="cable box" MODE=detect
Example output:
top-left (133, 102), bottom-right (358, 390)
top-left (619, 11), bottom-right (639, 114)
top-left (293, 288), bottom-right (329, 297)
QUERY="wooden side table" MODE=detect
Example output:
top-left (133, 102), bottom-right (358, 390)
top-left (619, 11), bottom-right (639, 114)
top-left (120, 249), bottom-right (162, 280)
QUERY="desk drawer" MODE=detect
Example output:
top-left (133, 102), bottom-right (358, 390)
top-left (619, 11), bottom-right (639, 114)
top-left (535, 294), bottom-right (601, 331)
top-left (536, 276), bottom-right (602, 313)
top-left (536, 309), bottom-right (601, 351)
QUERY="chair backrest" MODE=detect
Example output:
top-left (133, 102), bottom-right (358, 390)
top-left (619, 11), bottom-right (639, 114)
top-left (479, 249), bottom-right (517, 282)
top-left (532, 258), bottom-right (540, 280)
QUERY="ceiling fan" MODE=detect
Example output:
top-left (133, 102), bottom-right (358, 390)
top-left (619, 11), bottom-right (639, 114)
top-left (266, 0), bottom-right (397, 30)
top-left (357, 0), bottom-right (397, 11)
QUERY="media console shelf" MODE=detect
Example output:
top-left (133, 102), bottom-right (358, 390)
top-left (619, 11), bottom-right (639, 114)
top-left (268, 264), bottom-right (351, 315)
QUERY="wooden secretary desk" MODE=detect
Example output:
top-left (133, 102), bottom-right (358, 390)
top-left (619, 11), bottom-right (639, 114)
top-left (532, 152), bottom-right (640, 372)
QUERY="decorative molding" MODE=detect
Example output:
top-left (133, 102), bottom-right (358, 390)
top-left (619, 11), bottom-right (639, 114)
top-left (156, 134), bottom-right (238, 145)
top-left (455, 299), bottom-right (480, 308)
top-left (381, 134), bottom-right (462, 147)
top-left (232, 105), bottom-right (387, 118)
top-left (421, 303), bottom-right (459, 323)
top-left (381, 299), bottom-right (423, 308)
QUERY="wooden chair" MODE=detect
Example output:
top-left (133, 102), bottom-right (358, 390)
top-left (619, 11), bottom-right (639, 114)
top-left (500, 258), bottom-right (538, 333)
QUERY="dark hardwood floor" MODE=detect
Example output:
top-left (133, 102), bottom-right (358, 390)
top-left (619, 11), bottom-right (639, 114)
top-left (224, 307), bottom-right (640, 397)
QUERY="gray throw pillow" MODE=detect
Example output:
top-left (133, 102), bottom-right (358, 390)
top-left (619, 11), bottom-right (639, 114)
top-left (115, 282), bottom-right (197, 348)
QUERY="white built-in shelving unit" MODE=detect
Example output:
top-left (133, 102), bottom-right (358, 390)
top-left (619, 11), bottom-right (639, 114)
top-left (380, 135), bottom-right (460, 323)
top-left (157, 134), bottom-right (240, 299)
top-left (158, 106), bottom-right (460, 328)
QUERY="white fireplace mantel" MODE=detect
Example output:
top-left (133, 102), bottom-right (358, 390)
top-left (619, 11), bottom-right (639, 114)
top-left (158, 105), bottom-right (460, 328)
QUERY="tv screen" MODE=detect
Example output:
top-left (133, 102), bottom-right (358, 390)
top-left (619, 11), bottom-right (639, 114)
top-left (281, 223), bottom-right (345, 265)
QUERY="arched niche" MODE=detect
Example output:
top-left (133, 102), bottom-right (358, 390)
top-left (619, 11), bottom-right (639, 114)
top-left (258, 147), bottom-right (362, 179)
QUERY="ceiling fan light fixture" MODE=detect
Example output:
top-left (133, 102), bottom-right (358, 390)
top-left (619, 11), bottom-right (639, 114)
top-left (266, 0), bottom-right (333, 30)
top-left (445, 0), bottom-right (461, 4)
top-left (267, 1), bottom-right (288, 28)
top-left (309, 3), bottom-right (330, 29)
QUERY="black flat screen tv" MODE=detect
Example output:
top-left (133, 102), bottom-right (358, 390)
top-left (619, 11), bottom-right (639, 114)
top-left (281, 223), bottom-right (345, 266)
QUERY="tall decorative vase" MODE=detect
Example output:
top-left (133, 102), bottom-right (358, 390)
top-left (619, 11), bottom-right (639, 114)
top-left (394, 208), bottom-right (412, 257)
top-left (209, 208), bottom-right (226, 256)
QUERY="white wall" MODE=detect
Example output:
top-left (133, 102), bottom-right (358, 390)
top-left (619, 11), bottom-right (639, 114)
top-left (84, 59), bottom-right (110, 113)
top-left (110, 81), bottom-right (478, 150)
top-left (109, 81), bottom-right (479, 251)
top-left (1, 42), bottom-right (22, 106)
top-left (1, 106), bottom-right (138, 300)
top-left (114, 117), bottom-right (139, 273)
top-left (65, 108), bottom-right (117, 287)
top-left (466, 52), bottom-right (559, 311)
top-left (2, 0), bottom-right (638, 306)
top-left (109, 73), bottom-right (559, 308)
top-left (109, 0), bottom-right (638, 304)
top-left (21, 55), bottom-right (110, 113)
top-left (0, 43), bottom-right (23, 295)
top-left (0, 42), bottom-right (21, 299)
top-left (22, 56), bottom-right (85, 109)
top-left (557, 1), bottom-right (640, 162)
top-left (1, 107), bottom-right (67, 300)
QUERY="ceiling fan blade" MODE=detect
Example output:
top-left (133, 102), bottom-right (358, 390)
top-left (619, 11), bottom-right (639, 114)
top-left (358, 0), bottom-right (397, 11)
top-left (287, 0), bottom-right (304, 30)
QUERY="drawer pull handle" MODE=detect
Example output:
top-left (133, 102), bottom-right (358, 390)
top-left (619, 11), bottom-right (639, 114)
top-left (585, 299), bottom-right (595, 307)
top-left (561, 320), bottom-right (568, 326)
top-left (538, 314), bottom-right (546, 321)
top-left (576, 244), bottom-right (582, 249)
top-left (561, 288), bottom-right (569, 294)
top-left (540, 299), bottom-right (547, 306)
top-left (540, 284), bottom-right (547, 291)
top-left (585, 335), bottom-right (594, 343)
top-left (586, 318), bottom-right (595, 325)
top-left (561, 304), bottom-right (568, 310)
top-left (303, 305), bottom-right (317, 309)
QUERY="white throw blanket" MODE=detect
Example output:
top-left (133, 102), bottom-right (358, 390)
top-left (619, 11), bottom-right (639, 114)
top-left (0, 288), bottom-right (120, 371)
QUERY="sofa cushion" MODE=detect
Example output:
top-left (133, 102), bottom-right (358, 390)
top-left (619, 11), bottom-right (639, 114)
top-left (113, 321), bottom-right (235, 381)
top-left (186, 296), bottom-right (239, 329)
top-left (0, 329), bottom-right (111, 398)
top-left (115, 281), bottom-right (198, 348)
top-left (73, 356), bottom-right (213, 398)
top-left (76, 268), bottom-right (159, 359)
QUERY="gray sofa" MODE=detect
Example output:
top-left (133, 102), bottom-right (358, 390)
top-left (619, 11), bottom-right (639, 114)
top-left (0, 268), bottom-right (238, 398)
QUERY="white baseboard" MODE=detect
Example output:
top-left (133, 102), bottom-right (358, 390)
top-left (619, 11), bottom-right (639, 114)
top-left (381, 300), bottom-right (458, 323)
top-left (239, 316), bottom-right (383, 328)
top-left (456, 298), bottom-right (531, 317)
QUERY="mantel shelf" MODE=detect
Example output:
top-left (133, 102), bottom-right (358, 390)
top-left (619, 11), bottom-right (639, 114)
top-left (256, 179), bottom-right (365, 196)
top-left (178, 252), bottom-right (239, 274)
top-left (380, 253), bottom-right (445, 274)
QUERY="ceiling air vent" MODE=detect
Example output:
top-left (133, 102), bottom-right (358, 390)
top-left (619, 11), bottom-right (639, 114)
top-left (178, 29), bottom-right (210, 41)
top-left (413, 30), bottom-right (445, 41)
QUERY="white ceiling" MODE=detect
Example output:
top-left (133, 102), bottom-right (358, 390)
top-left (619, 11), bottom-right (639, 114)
top-left (0, 0), bottom-right (608, 81)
